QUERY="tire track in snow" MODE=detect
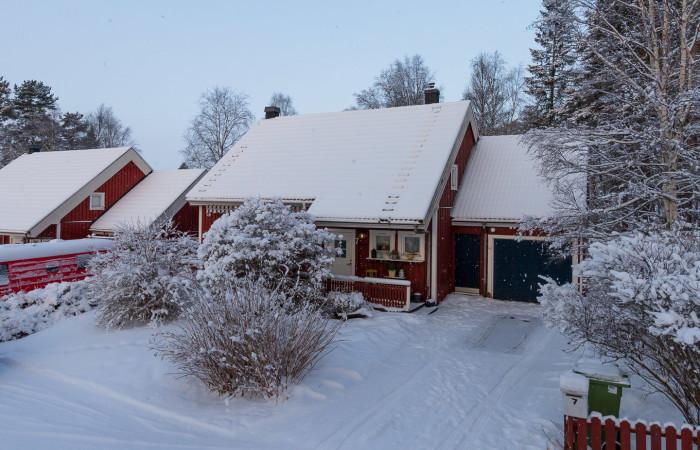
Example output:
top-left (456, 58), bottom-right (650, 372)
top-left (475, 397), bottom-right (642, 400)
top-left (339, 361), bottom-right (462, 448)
top-left (437, 326), bottom-right (554, 449)
top-left (8, 359), bottom-right (241, 439)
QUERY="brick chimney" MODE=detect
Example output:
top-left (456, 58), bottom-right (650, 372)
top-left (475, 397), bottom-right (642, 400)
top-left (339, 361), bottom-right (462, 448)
top-left (264, 106), bottom-right (281, 119)
top-left (424, 82), bottom-right (440, 104)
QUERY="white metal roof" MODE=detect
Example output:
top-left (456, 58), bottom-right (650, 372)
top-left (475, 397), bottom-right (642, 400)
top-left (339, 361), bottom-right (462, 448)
top-left (187, 101), bottom-right (475, 225)
top-left (452, 135), bottom-right (553, 223)
top-left (90, 169), bottom-right (205, 233)
top-left (0, 148), bottom-right (151, 236)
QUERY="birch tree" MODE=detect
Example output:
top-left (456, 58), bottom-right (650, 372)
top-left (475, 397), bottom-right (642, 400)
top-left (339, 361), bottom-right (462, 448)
top-left (181, 87), bottom-right (254, 170)
top-left (524, 0), bottom-right (700, 249)
top-left (353, 55), bottom-right (435, 109)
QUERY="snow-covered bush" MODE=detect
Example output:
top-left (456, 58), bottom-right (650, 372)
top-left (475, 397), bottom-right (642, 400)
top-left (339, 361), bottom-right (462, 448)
top-left (197, 198), bottom-right (336, 302)
top-left (540, 231), bottom-right (700, 424)
top-left (152, 278), bottom-right (341, 400)
top-left (85, 220), bottom-right (200, 330)
top-left (0, 281), bottom-right (92, 342)
top-left (327, 291), bottom-right (373, 319)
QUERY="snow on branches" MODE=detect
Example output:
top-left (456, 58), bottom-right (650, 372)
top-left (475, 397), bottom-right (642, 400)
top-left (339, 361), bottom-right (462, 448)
top-left (540, 230), bottom-right (700, 424)
top-left (86, 220), bottom-right (200, 330)
top-left (197, 198), bottom-right (336, 302)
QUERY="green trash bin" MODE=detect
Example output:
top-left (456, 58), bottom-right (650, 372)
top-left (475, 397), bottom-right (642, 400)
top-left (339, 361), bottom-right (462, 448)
top-left (574, 358), bottom-right (630, 447)
top-left (574, 358), bottom-right (630, 417)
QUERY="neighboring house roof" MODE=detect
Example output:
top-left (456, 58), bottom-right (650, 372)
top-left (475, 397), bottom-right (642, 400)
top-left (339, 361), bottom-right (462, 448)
top-left (452, 135), bottom-right (553, 223)
top-left (90, 169), bottom-right (205, 233)
top-left (187, 101), bottom-right (476, 226)
top-left (0, 148), bottom-right (151, 236)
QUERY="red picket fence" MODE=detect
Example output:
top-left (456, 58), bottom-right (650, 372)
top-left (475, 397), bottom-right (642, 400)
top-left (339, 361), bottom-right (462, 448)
top-left (324, 275), bottom-right (411, 311)
top-left (565, 414), bottom-right (700, 450)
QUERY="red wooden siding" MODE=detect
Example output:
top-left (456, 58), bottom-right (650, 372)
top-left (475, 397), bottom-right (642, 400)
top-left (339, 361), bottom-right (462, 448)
top-left (200, 210), bottom-right (223, 241)
top-left (1, 253), bottom-right (95, 295)
top-left (172, 203), bottom-right (199, 236)
top-left (434, 123), bottom-right (476, 303)
top-left (325, 277), bottom-right (410, 310)
top-left (34, 161), bottom-right (147, 240)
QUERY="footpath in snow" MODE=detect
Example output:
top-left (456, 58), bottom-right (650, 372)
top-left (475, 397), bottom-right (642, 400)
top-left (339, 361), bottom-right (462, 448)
top-left (0, 293), bottom-right (682, 449)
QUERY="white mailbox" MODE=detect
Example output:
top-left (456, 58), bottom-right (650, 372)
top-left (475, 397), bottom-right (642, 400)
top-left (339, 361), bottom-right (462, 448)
top-left (560, 371), bottom-right (589, 418)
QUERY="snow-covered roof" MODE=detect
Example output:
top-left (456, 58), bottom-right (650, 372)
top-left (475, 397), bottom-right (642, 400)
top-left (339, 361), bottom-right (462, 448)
top-left (0, 148), bottom-right (151, 236)
top-left (452, 135), bottom-right (553, 223)
top-left (187, 101), bottom-right (475, 225)
top-left (0, 238), bottom-right (114, 263)
top-left (90, 169), bottom-right (205, 233)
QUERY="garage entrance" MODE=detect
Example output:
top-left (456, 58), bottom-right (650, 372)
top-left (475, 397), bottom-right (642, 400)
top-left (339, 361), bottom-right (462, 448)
top-left (489, 237), bottom-right (571, 302)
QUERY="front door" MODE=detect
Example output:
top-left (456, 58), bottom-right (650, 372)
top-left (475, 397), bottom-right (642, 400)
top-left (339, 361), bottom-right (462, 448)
top-left (329, 229), bottom-right (355, 277)
top-left (455, 233), bottom-right (480, 293)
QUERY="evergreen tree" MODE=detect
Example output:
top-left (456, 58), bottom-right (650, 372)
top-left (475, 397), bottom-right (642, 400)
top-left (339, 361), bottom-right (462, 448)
top-left (60, 111), bottom-right (96, 150)
top-left (522, 0), bottom-right (577, 128)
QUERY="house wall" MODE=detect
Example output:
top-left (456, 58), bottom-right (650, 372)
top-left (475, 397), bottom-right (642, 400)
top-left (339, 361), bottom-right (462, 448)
top-left (434, 123), bottom-right (476, 302)
top-left (353, 228), bottom-right (428, 300)
top-left (452, 225), bottom-right (544, 297)
top-left (172, 203), bottom-right (199, 236)
top-left (35, 161), bottom-right (147, 241)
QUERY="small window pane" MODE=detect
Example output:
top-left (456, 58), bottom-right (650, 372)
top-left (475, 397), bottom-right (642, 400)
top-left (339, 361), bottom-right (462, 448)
top-left (46, 266), bottom-right (59, 274)
top-left (404, 236), bottom-right (421, 254)
top-left (91, 195), bottom-right (102, 208)
top-left (0, 264), bottom-right (8, 286)
top-left (376, 235), bottom-right (391, 251)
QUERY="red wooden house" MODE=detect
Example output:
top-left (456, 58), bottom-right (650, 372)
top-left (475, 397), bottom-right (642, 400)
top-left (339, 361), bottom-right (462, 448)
top-left (186, 89), bottom-right (478, 310)
top-left (0, 147), bottom-right (151, 244)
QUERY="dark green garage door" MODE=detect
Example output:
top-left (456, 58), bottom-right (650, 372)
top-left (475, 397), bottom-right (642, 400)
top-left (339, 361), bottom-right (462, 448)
top-left (493, 239), bottom-right (572, 302)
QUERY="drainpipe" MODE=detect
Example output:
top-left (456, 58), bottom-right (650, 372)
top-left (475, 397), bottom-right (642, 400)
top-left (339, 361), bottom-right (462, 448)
top-left (431, 210), bottom-right (438, 301)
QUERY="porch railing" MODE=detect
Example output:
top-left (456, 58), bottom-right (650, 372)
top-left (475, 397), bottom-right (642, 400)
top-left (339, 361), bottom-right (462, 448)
top-left (325, 274), bottom-right (411, 311)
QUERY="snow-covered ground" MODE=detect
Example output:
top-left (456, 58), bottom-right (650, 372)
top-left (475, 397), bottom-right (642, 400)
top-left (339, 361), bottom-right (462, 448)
top-left (0, 294), bottom-right (682, 449)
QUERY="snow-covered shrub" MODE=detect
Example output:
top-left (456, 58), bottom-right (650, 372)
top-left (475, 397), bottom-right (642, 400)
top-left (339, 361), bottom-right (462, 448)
top-left (197, 198), bottom-right (336, 302)
top-left (540, 230), bottom-right (700, 424)
top-left (152, 278), bottom-right (341, 400)
top-left (0, 281), bottom-right (92, 342)
top-left (327, 291), bottom-right (373, 319)
top-left (85, 220), bottom-right (200, 330)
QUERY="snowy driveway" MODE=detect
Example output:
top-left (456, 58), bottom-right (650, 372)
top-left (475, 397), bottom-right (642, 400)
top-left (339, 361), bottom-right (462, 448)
top-left (0, 294), bottom-right (578, 449)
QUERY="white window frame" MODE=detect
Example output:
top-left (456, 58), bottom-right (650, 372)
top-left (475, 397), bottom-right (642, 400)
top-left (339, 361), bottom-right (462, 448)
top-left (369, 230), bottom-right (395, 258)
top-left (398, 231), bottom-right (425, 261)
top-left (450, 164), bottom-right (459, 191)
top-left (90, 192), bottom-right (105, 211)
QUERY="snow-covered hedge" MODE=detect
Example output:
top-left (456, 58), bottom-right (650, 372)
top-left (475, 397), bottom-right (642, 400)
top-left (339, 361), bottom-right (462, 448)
top-left (0, 281), bottom-right (92, 342)
top-left (197, 198), bottom-right (336, 302)
top-left (328, 291), bottom-right (373, 319)
top-left (540, 230), bottom-right (700, 424)
top-left (152, 278), bottom-right (341, 400)
top-left (85, 220), bottom-right (200, 330)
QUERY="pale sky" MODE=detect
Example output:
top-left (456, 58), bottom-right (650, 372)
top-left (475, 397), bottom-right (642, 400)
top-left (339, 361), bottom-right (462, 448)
top-left (2, 0), bottom-right (542, 169)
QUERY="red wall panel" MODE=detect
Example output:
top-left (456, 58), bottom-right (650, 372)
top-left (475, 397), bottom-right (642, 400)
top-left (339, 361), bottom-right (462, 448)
top-left (35, 161), bottom-right (147, 240)
top-left (172, 204), bottom-right (199, 236)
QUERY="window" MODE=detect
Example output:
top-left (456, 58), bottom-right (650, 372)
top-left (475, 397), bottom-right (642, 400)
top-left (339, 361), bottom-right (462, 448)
top-left (46, 265), bottom-right (59, 273)
top-left (369, 230), bottom-right (395, 258)
top-left (450, 164), bottom-right (459, 191)
top-left (76, 254), bottom-right (93, 269)
top-left (90, 192), bottom-right (105, 210)
top-left (398, 231), bottom-right (425, 260)
top-left (0, 264), bottom-right (8, 286)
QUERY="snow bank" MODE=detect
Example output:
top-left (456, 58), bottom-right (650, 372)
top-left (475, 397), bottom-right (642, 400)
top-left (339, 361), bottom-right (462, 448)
top-left (0, 280), bottom-right (93, 342)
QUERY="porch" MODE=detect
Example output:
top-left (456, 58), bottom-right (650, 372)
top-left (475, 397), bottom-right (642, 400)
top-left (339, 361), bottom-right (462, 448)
top-left (324, 274), bottom-right (412, 311)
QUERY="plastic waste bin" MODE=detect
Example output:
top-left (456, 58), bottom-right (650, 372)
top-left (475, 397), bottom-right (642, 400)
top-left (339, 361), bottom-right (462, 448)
top-left (573, 358), bottom-right (630, 417)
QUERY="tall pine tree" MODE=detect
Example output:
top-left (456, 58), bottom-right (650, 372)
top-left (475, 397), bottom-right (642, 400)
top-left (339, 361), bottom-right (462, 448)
top-left (522, 0), bottom-right (577, 128)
